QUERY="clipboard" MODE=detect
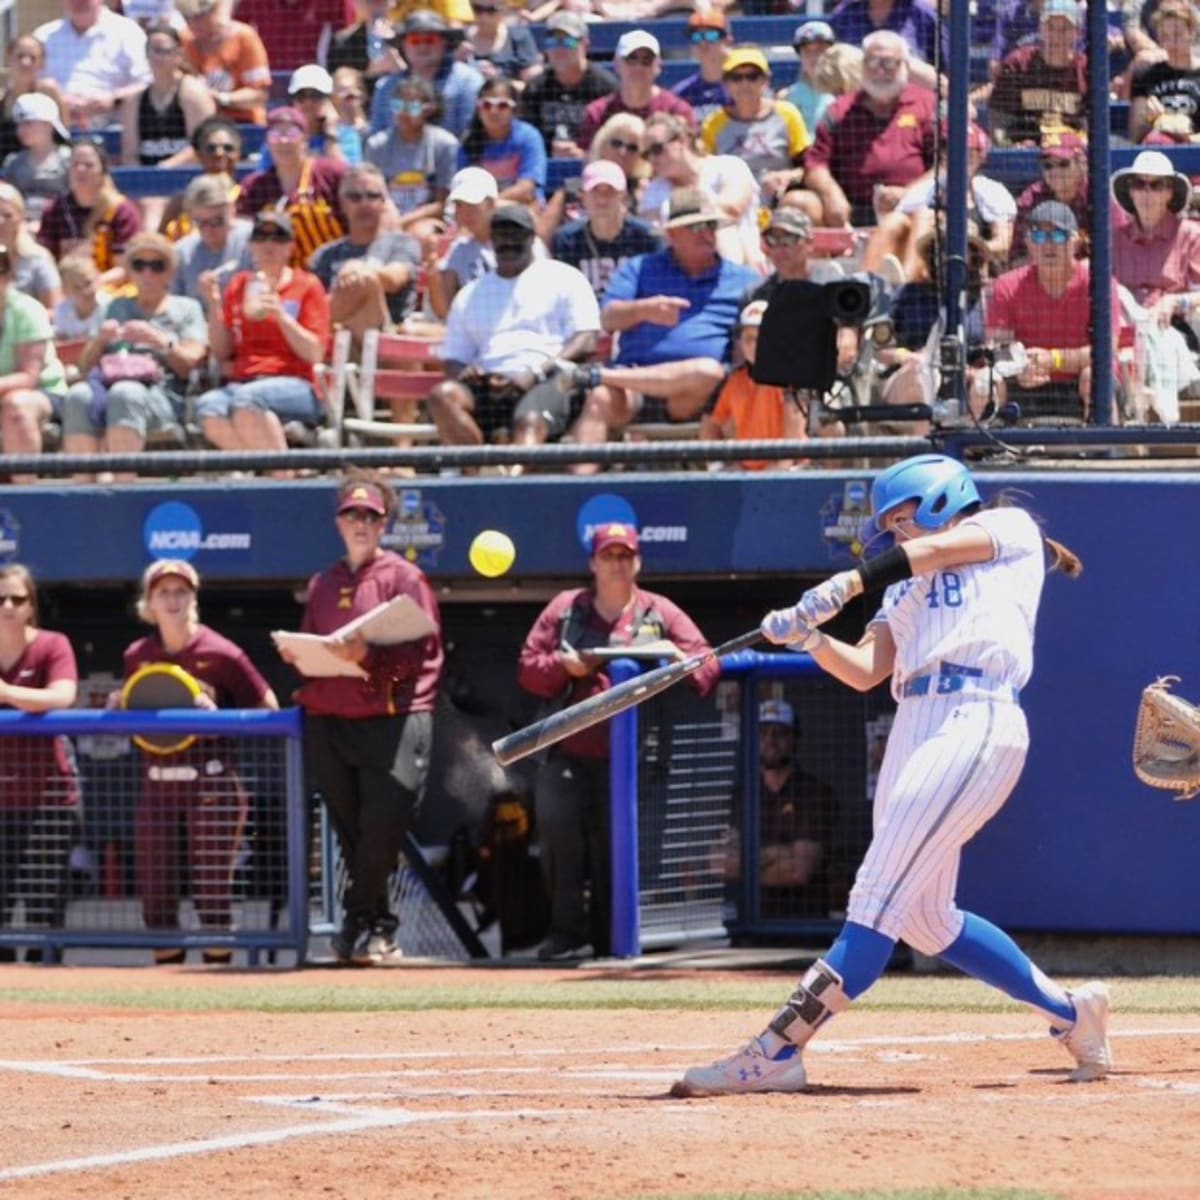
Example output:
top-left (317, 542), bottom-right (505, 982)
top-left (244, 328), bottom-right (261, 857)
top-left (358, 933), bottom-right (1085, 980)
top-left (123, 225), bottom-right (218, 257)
top-left (272, 595), bottom-right (437, 679)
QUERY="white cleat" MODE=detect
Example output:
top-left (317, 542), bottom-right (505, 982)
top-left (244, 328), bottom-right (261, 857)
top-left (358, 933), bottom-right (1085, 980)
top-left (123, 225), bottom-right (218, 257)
top-left (1055, 981), bottom-right (1113, 1082)
top-left (671, 1036), bottom-right (808, 1098)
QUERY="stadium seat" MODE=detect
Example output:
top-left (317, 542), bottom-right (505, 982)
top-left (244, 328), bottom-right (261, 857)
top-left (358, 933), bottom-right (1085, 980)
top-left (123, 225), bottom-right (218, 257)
top-left (340, 328), bottom-right (442, 446)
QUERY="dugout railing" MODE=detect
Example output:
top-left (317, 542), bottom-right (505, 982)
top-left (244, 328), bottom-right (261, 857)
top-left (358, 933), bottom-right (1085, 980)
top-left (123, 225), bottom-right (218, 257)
top-left (608, 649), bottom-right (888, 958)
top-left (0, 707), bottom-right (483, 966)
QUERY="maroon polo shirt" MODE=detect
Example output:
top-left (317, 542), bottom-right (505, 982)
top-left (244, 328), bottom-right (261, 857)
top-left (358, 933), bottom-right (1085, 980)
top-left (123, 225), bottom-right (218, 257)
top-left (576, 89), bottom-right (696, 152)
top-left (517, 585), bottom-right (717, 760)
top-left (0, 629), bottom-right (79, 808)
top-left (805, 84), bottom-right (936, 224)
top-left (297, 550), bottom-right (443, 719)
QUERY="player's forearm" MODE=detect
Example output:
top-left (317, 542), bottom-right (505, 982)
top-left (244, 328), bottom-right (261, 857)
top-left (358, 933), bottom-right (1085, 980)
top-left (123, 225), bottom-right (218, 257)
top-left (806, 629), bottom-right (892, 692)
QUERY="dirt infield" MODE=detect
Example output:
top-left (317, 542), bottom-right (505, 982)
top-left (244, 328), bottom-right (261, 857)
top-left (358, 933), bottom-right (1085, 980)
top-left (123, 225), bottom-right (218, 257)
top-left (1, 966), bottom-right (1198, 1200)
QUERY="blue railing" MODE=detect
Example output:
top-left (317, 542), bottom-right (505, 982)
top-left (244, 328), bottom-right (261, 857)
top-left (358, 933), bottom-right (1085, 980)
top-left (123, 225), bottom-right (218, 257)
top-left (608, 648), bottom-right (825, 959)
top-left (0, 708), bottom-right (307, 966)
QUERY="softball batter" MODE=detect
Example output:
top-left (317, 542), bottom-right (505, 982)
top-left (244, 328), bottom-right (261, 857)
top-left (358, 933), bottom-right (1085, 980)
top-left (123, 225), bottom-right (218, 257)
top-left (676, 454), bottom-right (1112, 1096)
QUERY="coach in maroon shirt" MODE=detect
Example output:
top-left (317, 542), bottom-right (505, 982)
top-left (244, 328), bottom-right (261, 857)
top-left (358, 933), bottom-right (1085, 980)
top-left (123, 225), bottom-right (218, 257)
top-left (124, 557), bottom-right (278, 965)
top-left (517, 521), bottom-right (718, 962)
top-left (0, 563), bottom-right (80, 960)
top-left (286, 470), bottom-right (444, 967)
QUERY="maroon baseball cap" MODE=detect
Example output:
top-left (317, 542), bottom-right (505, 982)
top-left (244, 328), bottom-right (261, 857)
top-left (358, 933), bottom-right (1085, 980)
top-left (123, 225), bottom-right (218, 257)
top-left (591, 522), bottom-right (639, 554)
top-left (267, 105), bottom-right (306, 132)
top-left (337, 483), bottom-right (388, 516)
top-left (143, 559), bottom-right (200, 592)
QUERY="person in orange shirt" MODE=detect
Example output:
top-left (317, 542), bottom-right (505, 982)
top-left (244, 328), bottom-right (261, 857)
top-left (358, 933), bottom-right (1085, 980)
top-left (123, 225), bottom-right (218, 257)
top-left (194, 210), bottom-right (331, 453)
top-left (176, 0), bottom-right (271, 126)
top-left (700, 299), bottom-right (808, 470)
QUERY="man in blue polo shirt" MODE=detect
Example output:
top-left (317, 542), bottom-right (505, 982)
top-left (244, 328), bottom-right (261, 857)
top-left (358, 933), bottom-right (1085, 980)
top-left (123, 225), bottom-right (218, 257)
top-left (552, 187), bottom-right (759, 451)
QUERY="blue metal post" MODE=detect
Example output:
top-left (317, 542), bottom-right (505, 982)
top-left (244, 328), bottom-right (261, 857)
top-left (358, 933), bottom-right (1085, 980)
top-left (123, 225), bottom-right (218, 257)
top-left (608, 658), bottom-right (641, 959)
top-left (937, 0), bottom-right (972, 421)
top-left (1087, 0), bottom-right (1113, 424)
top-left (285, 728), bottom-right (310, 966)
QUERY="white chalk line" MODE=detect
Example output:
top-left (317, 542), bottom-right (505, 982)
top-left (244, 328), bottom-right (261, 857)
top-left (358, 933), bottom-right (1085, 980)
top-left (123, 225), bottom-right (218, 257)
top-left (0, 1025), bottom-right (1195, 1183)
top-left (0, 1104), bottom-right (599, 1183)
top-left (1, 1024), bottom-right (1195, 1082)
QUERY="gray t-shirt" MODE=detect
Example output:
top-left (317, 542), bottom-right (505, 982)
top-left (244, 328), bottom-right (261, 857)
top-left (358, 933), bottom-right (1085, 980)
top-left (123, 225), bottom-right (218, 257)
top-left (101, 293), bottom-right (207, 391)
top-left (11, 250), bottom-right (61, 305)
top-left (363, 125), bottom-right (458, 215)
top-left (171, 219), bottom-right (253, 301)
top-left (1, 146), bottom-right (70, 224)
top-left (442, 235), bottom-right (496, 289)
top-left (309, 231), bottom-right (422, 324)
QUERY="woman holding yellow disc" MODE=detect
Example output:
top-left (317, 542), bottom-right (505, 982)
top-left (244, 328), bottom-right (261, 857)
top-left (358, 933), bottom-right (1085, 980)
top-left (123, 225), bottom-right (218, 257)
top-left (123, 559), bottom-right (278, 965)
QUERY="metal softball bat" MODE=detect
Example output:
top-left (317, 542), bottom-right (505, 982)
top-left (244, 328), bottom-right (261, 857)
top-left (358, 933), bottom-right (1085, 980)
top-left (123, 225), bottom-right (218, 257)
top-left (491, 628), bottom-right (762, 768)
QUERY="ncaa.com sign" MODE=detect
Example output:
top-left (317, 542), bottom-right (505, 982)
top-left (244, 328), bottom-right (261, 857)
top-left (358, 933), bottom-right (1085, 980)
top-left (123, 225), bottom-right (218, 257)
top-left (576, 493), bottom-right (689, 552)
top-left (143, 501), bottom-right (251, 560)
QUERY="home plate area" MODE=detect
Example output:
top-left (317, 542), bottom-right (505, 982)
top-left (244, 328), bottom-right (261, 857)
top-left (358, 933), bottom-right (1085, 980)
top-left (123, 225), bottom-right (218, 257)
top-left (0, 1014), bottom-right (1197, 1198)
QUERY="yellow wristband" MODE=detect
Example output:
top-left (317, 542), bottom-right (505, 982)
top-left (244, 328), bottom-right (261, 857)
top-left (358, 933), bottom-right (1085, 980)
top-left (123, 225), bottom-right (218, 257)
top-left (1050, 349), bottom-right (1065, 371)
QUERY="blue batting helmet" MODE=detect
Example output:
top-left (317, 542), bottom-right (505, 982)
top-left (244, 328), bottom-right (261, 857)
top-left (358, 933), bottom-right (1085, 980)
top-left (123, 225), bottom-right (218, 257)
top-left (870, 455), bottom-right (981, 532)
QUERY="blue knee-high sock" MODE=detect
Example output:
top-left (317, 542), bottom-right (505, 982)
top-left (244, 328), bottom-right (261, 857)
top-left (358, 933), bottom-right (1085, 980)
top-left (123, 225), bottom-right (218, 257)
top-left (939, 912), bottom-right (1075, 1025)
top-left (823, 921), bottom-right (896, 1000)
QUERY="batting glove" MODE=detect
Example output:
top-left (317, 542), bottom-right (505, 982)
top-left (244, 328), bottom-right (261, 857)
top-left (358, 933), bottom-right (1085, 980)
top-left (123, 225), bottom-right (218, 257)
top-left (795, 571), bottom-right (858, 628)
top-left (761, 607), bottom-right (820, 649)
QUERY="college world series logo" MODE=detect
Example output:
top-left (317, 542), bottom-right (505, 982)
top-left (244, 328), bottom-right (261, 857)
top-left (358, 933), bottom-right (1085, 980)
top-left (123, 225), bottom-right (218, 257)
top-left (820, 481), bottom-right (873, 560)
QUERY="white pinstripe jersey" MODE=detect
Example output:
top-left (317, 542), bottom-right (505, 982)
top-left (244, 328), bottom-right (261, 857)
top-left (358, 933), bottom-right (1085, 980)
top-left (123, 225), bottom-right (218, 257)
top-left (871, 507), bottom-right (1046, 699)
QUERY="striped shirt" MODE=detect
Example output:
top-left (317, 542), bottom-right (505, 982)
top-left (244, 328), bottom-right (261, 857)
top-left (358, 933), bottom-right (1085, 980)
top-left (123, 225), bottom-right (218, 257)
top-left (236, 156), bottom-right (348, 265)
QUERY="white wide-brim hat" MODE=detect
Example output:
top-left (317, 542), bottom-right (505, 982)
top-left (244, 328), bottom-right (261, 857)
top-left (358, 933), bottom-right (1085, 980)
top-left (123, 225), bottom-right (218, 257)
top-left (1111, 150), bottom-right (1192, 215)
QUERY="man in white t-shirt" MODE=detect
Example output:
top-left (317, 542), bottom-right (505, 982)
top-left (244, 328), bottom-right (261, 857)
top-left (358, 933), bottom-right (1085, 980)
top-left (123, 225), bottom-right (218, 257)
top-left (35, 0), bottom-right (151, 129)
top-left (430, 204), bottom-right (600, 456)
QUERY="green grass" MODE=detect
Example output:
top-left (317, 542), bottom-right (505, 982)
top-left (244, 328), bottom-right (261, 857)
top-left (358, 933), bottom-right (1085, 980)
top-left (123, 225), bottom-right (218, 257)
top-left (1, 972), bottom-right (1198, 1015)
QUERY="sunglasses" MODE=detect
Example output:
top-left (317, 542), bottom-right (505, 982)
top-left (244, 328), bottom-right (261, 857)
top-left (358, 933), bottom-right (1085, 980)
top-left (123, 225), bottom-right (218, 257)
top-left (340, 508), bottom-right (384, 524)
top-left (680, 219), bottom-right (719, 233)
top-left (1130, 177), bottom-right (1172, 191)
top-left (203, 141), bottom-right (238, 155)
top-left (480, 97), bottom-right (516, 111)
top-left (624, 51), bottom-right (657, 65)
top-left (266, 127), bottom-right (304, 142)
top-left (129, 257), bottom-right (169, 273)
top-left (390, 97), bottom-right (428, 115)
top-left (1041, 157), bottom-right (1073, 170)
top-left (343, 190), bottom-right (385, 202)
top-left (689, 27), bottom-right (724, 42)
top-left (646, 134), bottom-right (679, 157)
top-left (608, 136), bottom-right (641, 153)
top-left (763, 230), bottom-right (805, 246)
top-left (726, 70), bottom-right (765, 83)
top-left (291, 88), bottom-right (328, 102)
top-left (405, 33), bottom-right (444, 47)
top-left (472, 2), bottom-right (501, 10)
top-left (545, 34), bottom-right (580, 48)
top-left (195, 213), bottom-right (229, 229)
top-left (251, 228), bottom-right (291, 242)
top-left (1028, 227), bottom-right (1071, 245)
top-left (864, 54), bottom-right (902, 69)
top-left (0, 594), bottom-right (29, 607)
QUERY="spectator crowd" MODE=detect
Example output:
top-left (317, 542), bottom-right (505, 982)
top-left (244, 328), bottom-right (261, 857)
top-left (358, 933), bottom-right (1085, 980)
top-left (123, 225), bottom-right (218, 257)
top-left (0, 0), bottom-right (1193, 471)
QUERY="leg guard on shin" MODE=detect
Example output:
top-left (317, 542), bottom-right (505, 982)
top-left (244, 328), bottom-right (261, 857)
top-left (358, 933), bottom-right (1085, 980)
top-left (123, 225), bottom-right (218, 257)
top-left (766, 958), bottom-right (851, 1048)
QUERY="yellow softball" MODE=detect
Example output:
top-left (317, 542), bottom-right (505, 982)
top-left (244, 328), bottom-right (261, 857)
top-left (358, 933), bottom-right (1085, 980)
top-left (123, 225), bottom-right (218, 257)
top-left (469, 529), bottom-right (516, 578)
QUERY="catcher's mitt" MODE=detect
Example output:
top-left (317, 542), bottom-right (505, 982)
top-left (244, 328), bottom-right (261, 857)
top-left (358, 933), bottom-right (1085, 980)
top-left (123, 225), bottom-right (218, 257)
top-left (1133, 677), bottom-right (1200, 802)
